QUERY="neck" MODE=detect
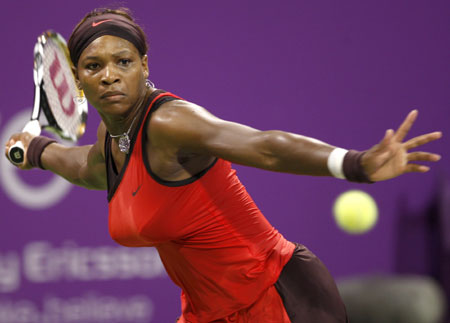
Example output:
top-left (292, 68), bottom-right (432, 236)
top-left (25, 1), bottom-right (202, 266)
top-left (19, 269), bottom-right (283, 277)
top-left (102, 88), bottom-right (153, 137)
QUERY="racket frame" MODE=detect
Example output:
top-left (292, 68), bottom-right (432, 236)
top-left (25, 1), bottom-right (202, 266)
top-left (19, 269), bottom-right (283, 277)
top-left (8, 31), bottom-right (88, 165)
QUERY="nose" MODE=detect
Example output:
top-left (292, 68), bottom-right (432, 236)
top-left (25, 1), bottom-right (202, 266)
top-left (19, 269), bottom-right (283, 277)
top-left (101, 63), bottom-right (120, 85)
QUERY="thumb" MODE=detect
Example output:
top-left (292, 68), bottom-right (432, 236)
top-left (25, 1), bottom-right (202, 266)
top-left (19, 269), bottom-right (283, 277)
top-left (367, 129), bottom-right (394, 165)
top-left (378, 129), bottom-right (394, 149)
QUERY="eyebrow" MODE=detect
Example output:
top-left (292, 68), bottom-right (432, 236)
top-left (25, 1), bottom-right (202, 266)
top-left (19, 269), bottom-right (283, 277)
top-left (111, 50), bottom-right (133, 57)
top-left (82, 50), bottom-right (134, 61)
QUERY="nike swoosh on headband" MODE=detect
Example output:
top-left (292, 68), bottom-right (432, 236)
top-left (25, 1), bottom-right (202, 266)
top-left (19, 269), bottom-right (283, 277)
top-left (92, 19), bottom-right (113, 27)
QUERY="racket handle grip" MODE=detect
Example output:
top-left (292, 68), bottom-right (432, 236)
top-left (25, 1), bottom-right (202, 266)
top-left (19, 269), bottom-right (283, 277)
top-left (8, 120), bottom-right (41, 165)
top-left (8, 141), bottom-right (25, 165)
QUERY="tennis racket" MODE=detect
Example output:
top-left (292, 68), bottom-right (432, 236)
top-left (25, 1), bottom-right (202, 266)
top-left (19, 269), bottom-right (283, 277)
top-left (8, 31), bottom-right (88, 165)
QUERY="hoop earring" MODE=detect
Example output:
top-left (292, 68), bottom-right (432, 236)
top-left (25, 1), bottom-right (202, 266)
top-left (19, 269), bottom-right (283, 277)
top-left (145, 80), bottom-right (155, 89)
top-left (73, 89), bottom-right (87, 105)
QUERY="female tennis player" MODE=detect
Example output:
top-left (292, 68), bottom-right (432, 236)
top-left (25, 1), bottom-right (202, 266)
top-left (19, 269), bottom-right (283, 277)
top-left (5, 8), bottom-right (442, 323)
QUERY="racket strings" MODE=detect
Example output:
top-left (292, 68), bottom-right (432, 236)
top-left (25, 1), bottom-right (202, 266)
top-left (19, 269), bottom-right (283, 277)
top-left (42, 39), bottom-right (85, 140)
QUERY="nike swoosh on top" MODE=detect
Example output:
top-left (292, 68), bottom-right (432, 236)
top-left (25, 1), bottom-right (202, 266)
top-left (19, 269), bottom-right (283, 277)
top-left (92, 19), bottom-right (113, 27)
top-left (132, 184), bottom-right (142, 197)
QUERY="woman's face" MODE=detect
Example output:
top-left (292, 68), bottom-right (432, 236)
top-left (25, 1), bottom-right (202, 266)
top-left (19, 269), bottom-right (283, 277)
top-left (76, 35), bottom-right (149, 116)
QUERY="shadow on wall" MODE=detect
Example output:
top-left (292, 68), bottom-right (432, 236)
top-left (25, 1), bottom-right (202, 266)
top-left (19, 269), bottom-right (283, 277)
top-left (337, 175), bottom-right (450, 323)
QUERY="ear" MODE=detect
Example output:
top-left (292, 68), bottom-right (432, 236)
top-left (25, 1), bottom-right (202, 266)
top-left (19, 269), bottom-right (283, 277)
top-left (141, 54), bottom-right (149, 78)
top-left (72, 66), bottom-right (82, 90)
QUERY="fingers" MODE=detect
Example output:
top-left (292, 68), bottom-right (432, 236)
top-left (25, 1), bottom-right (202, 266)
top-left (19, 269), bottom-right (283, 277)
top-left (394, 110), bottom-right (418, 142)
top-left (404, 131), bottom-right (442, 150)
top-left (404, 163), bottom-right (430, 173)
top-left (5, 135), bottom-right (18, 157)
top-left (5, 133), bottom-right (23, 145)
top-left (407, 151), bottom-right (441, 162)
top-left (373, 129), bottom-right (394, 152)
top-left (5, 134), bottom-right (21, 152)
top-left (4, 132), bottom-right (34, 168)
top-left (382, 129), bottom-right (394, 146)
top-left (404, 150), bottom-right (441, 174)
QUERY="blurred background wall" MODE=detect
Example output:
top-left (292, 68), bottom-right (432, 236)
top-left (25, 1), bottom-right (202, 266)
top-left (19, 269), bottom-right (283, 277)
top-left (0, 1), bottom-right (448, 322)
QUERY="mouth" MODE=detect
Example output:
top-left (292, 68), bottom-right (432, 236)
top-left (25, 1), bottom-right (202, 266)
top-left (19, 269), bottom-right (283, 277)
top-left (100, 91), bottom-right (125, 100)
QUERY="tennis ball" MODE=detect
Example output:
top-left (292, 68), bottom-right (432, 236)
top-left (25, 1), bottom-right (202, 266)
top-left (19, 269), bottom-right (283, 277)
top-left (333, 190), bottom-right (378, 234)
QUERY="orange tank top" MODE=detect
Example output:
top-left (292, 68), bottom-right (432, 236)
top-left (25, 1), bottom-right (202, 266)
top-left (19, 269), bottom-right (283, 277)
top-left (106, 91), bottom-right (295, 322)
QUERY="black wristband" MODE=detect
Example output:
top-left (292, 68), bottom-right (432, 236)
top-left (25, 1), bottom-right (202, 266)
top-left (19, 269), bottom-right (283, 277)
top-left (27, 136), bottom-right (56, 169)
top-left (343, 150), bottom-right (373, 183)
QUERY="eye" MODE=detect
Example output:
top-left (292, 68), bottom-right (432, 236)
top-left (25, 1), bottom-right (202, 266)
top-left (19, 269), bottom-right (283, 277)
top-left (86, 62), bottom-right (100, 70)
top-left (119, 58), bottom-right (131, 66)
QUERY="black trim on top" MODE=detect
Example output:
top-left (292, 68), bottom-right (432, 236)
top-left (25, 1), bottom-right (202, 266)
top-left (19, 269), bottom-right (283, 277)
top-left (141, 98), bottom-right (218, 187)
top-left (106, 90), bottom-right (165, 202)
top-left (104, 133), bottom-right (116, 196)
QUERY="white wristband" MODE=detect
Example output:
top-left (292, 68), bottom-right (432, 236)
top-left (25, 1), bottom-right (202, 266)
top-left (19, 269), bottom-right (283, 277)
top-left (327, 148), bottom-right (348, 179)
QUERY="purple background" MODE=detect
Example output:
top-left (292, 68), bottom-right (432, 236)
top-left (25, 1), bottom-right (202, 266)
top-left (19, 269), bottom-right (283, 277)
top-left (0, 1), bottom-right (448, 322)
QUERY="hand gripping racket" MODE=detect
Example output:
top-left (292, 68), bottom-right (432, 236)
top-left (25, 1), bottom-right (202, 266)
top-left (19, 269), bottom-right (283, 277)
top-left (8, 31), bottom-right (88, 165)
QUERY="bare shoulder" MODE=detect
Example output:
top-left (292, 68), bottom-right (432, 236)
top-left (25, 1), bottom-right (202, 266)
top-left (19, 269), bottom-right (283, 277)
top-left (145, 99), bottom-right (258, 157)
top-left (149, 100), bottom-right (217, 136)
top-left (150, 100), bottom-right (212, 125)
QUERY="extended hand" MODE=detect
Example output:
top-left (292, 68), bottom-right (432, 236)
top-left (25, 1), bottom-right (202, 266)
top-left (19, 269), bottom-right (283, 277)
top-left (4, 132), bottom-right (37, 170)
top-left (361, 110), bottom-right (442, 182)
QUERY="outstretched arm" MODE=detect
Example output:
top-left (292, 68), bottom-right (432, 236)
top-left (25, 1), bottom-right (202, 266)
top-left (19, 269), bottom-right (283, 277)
top-left (150, 101), bottom-right (441, 182)
top-left (5, 122), bottom-right (107, 190)
top-left (150, 100), bottom-right (335, 176)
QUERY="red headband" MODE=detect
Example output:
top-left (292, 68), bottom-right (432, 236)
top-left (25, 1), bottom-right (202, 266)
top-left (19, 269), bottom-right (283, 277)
top-left (68, 13), bottom-right (147, 66)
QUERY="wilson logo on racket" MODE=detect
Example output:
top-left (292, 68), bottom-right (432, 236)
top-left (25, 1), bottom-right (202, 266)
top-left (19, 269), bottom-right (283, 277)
top-left (49, 53), bottom-right (75, 116)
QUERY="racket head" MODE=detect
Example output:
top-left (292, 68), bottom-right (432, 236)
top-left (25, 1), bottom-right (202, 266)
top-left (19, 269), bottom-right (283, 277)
top-left (37, 31), bottom-right (87, 141)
